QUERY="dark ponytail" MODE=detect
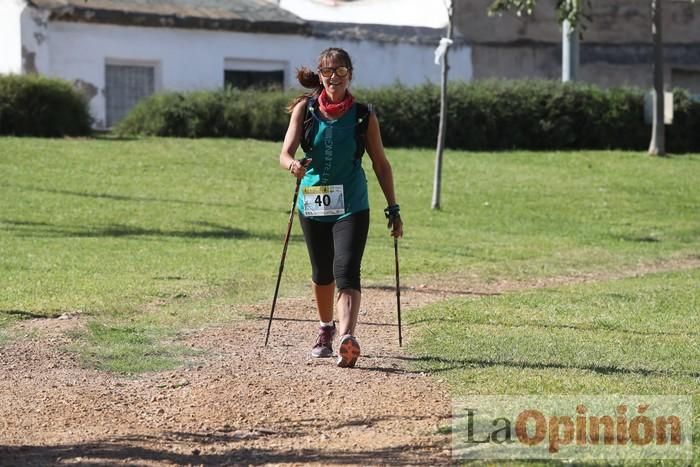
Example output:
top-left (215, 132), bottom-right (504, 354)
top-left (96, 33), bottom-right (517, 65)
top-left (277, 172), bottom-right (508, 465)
top-left (286, 47), bottom-right (354, 113)
top-left (286, 66), bottom-right (322, 113)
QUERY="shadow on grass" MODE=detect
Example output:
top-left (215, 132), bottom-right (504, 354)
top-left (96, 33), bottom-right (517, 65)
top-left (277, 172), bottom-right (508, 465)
top-left (406, 317), bottom-right (700, 339)
top-left (612, 233), bottom-right (662, 243)
top-left (90, 131), bottom-right (139, 141)
top-left (0, 423), bottom-right (446, 465)
top-left (5, 184), bottom-right (292, 215)
top-left (364, 284), bottom-right (501, 297)
top-left (0, 310), bottom-right (61, 320)
top-left (504, 320), bottom-right (700, 339)
top-left (0, 219), bottom-right (303, 242)
top-left (6, 184), bottom-right (238, 209)
top-left (397, 355), bottom-right (700, 379)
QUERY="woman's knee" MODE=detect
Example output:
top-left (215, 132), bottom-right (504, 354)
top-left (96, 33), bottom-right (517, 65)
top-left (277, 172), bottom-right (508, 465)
top-left (334, 263), bottom-right (361, 291)
top-left (312, 269), bottom-right (334, 286)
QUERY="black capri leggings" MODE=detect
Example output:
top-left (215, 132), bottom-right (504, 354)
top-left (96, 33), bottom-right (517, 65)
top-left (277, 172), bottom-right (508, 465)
top-left (298, 210), bottom-right (370, 291)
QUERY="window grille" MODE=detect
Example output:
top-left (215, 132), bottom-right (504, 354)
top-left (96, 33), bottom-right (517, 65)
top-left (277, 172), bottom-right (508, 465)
top-left (105, 64), bottom-right (155, 127)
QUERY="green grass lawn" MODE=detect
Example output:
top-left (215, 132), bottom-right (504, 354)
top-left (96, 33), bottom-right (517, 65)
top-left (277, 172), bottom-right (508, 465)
top-left (1, 137), bottom-right (699, 374)
top-left (408, 269), bottom-right (700, 465)
top-left (1, 137), bottom-right (698, 463)
top-left (408, 268), bottom-right (699, 395)
top-left (2, 138), bottom-right (698, 310)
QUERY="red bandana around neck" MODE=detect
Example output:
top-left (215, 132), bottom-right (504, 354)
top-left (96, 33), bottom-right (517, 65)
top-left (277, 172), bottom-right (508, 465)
top-left (318, 89), bottom-right (354, 118)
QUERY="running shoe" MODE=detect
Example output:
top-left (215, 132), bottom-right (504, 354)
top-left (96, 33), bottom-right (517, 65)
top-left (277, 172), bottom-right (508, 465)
top-left (311, 323), bottom-right (336, 358)
top-left (336, 334), bottom-right (361, 368)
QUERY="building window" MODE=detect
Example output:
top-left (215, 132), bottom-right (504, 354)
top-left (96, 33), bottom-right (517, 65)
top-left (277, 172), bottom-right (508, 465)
top-left (224, 70), bottom-right (284, 90)
top-left (105, 63), bottom-right (156, 127)
top-left (223, 58), bottom-right (288, 91)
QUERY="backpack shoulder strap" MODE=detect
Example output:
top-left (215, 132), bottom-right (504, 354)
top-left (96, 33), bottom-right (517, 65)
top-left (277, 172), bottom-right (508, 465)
top-left (356, 102), bottom-right (371, 131)
top-left (301, 96), bottom-right (318, 154)
top-left (354, 102), bottom-right (372, 159)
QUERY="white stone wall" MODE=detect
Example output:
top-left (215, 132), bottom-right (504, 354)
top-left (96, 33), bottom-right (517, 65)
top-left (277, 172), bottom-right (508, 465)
top-left (0, 0), bottom-right (25, 74)
top-left (43, 20), bottom-right (472, 128)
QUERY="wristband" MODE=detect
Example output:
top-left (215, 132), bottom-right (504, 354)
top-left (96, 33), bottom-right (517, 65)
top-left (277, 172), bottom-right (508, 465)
top-left (384, 204), bottom-right (400, 219)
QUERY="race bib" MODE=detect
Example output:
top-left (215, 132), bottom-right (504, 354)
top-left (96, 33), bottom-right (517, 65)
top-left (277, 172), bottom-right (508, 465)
top-left (302, 185), bottom-right (345, 216)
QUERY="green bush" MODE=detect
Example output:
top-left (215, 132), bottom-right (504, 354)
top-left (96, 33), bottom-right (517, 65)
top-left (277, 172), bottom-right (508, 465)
top-left (667, 89), bottom-right (700, 154)
top-left (0, 74), bottom-right (92, 137)
top-left (116, 80), bottom-right (700, 152)
top-left (116, 88), bottom-right (291, 139)
top-left (358, 80), bottom-right (659, 150)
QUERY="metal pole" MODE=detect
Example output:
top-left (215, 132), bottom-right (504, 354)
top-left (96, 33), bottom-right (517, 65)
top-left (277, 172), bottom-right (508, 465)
top-left (394, 236), bottom-right (402, 347)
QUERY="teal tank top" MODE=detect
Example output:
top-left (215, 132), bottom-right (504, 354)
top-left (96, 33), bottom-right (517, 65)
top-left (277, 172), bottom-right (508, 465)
top-left (297, 104), bottom-right (369, 222)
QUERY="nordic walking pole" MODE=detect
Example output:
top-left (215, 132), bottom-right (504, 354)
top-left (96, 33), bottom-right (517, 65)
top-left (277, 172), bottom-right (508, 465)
top-left (394, 236), bottom-right (402, 347)
top-left (386, 205), bottom-right (402, 347)
top-left (265, 158), bottom-right (309, 346)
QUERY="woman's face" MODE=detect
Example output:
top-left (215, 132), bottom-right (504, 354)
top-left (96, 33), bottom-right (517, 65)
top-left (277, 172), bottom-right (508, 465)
top-left (318, 56), bottom-right (352, 97)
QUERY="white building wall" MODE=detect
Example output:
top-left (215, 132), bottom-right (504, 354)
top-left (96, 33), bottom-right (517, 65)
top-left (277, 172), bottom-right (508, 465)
top-left (20, 6), bottom-right (50, 74)
top-left (0, 0), bottom-right (25, 74)
top-left (44, 21), bottom-right (471, 128)
top-left (280, 0), bottom-right (448, 28)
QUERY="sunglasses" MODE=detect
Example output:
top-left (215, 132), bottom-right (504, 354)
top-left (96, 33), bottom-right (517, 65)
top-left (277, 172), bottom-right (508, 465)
top-left (318, 66), bottom-right (350, 78)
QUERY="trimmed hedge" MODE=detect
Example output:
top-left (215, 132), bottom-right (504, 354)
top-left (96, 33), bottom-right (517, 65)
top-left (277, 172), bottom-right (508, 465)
top-left (116, 80), bottom-right (700, 152)
top-left (116, 88), bottom-right (290, 139)
top-left (0, 74), bottom-right (92, 137)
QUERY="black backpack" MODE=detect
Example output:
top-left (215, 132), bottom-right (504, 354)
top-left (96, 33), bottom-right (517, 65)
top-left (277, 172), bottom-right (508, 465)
top-left (300, 96), bottom-right (373, 160)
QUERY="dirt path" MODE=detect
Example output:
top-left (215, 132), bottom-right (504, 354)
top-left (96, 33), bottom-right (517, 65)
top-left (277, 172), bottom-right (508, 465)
top-left (1, 257), bottom-right (699, 466)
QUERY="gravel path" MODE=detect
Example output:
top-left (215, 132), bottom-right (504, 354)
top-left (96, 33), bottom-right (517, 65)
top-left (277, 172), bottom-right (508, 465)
top-left (0, 283), bottom-right (457, 466)
top-left (1, 257), bottom-right (698, 466)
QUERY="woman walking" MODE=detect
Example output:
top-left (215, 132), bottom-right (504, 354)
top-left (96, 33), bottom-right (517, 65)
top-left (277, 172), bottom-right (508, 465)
top-left (279, 47), bottom-right (402, 368)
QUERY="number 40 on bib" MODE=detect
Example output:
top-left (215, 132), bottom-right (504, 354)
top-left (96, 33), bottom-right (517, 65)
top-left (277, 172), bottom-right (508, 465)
top-left (302, 185), bottom-right (345, 217)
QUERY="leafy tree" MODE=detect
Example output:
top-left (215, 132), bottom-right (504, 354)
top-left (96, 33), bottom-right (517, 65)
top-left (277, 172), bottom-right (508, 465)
top-left (488, 0), bottom-right (696, 156)
top-left (489, 0), bottom-right (589, 27)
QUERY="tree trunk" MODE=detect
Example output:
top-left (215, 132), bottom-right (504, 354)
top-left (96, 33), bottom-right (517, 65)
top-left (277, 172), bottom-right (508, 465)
top-left (432, 5), bottom-right (453, 210)
top-left (648, 0), bottom-right (665, 156)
